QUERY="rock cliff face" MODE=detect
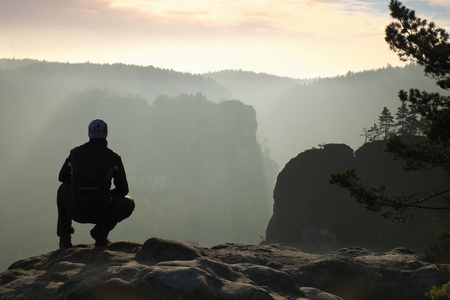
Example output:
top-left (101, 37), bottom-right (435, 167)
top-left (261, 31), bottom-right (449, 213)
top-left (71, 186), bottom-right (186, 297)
top-left (266, 142), bottom-right (450, 252)
top-left (0, 237), bottom-right (441, 300)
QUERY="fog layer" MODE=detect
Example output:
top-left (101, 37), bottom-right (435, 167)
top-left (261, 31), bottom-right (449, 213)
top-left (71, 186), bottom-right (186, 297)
top-left (0, 59), bottom-right (446, 271)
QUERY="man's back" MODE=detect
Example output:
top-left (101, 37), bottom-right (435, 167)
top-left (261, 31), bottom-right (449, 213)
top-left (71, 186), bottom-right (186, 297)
top-left (59, 139), bottom-right (129, 199)
top-left (56, 119), bottom-right (134, 248)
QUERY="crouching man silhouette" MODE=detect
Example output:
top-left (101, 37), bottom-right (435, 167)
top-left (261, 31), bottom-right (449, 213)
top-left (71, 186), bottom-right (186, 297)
top-left (57, 119), bottom-right (135, 248)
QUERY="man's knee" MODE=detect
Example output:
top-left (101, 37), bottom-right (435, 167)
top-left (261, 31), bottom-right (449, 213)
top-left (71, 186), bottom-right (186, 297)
top-left (114, 196), bottom-right (135, 221)
top-left (123, 196), bottom-right (135, 217)
top-left (125, 195), bottom-right (135, 208)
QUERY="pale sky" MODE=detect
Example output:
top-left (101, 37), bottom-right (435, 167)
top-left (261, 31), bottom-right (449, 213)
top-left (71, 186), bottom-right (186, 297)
top-left (0, 0), bottom-right (449, 78)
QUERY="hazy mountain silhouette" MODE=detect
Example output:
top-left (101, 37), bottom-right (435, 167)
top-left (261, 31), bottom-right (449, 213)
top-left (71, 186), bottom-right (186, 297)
top-left (0, 59), bottom-right (231, 179)
top-left (1, 59), bottom-right (445, 170)
top-left (205, 69), bottom-right (309, 104)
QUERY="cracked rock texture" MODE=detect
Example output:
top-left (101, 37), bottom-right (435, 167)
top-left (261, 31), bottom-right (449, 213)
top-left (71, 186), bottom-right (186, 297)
top-left (0, 237), bottom-right (443, 300)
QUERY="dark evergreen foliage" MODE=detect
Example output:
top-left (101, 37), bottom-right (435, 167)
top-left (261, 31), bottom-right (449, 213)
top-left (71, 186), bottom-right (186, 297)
top-left (378, 107), bottom-right (395, 139)
top-left (331, 0), bottom-right (450, 223)
top-left (385, 0), bottom-right (450, 89)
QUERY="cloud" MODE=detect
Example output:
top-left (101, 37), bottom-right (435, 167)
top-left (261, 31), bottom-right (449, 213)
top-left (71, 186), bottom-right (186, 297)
top-left (0, 0), bottom-right (393, 41)
top-left (421, 0), bottom-right (450, 9)
top-left (402, 0), bottom-right (450, 27)
top-left (106, 0), bottom-right (389, 38)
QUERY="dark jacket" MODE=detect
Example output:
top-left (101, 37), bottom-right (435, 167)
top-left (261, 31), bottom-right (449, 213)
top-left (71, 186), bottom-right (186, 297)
top-left (59, 139), bottom-right (129, 209)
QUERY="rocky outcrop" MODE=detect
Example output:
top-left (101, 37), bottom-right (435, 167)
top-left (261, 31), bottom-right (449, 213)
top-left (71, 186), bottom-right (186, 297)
top-left (266, 142), bottom-right (450, 252)
top-left (0, 237), bottom-right (442, 300)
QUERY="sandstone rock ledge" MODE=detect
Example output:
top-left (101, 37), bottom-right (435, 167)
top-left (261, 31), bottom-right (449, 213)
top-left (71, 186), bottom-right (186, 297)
top-left (0, 237), bottom-right (441, 300)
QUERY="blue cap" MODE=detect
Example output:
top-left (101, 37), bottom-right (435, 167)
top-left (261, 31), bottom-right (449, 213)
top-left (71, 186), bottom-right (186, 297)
top-left (88, 119), bottom-right (108, 139)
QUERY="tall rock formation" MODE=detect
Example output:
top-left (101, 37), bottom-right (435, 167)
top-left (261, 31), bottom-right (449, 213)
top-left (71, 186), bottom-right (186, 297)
top-left (265, 142), bottom-right (449, 252)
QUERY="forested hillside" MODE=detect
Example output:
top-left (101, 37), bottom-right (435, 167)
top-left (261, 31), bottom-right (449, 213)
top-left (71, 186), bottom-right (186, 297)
top-left (258, 64), bottom-right (448, 165)
top-left (0, 59), bottom-right (230, 178)
top-left (1, 59), bottom-right (445, 168)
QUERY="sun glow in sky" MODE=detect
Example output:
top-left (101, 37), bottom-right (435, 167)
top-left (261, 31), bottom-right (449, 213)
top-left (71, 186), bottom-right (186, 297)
top-left (0, 0), bottom-right (449, 78)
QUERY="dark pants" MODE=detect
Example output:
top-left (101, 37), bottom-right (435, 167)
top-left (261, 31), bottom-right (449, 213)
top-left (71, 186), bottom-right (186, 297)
top-left (57, 183), bottom-right (135, 238)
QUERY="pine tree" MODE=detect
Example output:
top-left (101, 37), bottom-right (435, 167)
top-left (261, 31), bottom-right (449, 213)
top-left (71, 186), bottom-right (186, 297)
top-left (395, 102), bottom-right (409, 135)
top-left (378, 107), bottom-right (395, 139)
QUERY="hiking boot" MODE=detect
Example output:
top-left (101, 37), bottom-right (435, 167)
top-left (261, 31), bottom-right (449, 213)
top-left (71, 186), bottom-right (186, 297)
top-left (59, 235), bottom-right (73, 249)
top-left (90, 227), bottom-right (110, 247)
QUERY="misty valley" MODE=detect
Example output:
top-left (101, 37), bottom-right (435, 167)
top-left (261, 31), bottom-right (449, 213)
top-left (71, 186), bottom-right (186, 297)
top-left (0, 58), bottom-right (448, 275)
